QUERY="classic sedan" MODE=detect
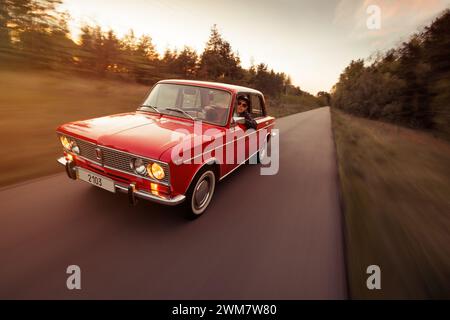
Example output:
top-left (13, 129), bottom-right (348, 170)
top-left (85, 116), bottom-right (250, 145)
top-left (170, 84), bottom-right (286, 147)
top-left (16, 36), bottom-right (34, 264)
top-left (56, 80), bottom-right (275, 219)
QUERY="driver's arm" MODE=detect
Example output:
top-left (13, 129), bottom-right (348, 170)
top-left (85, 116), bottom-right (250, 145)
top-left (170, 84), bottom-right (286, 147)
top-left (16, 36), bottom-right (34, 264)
top-left (242, 111), bottom-right (257, 130)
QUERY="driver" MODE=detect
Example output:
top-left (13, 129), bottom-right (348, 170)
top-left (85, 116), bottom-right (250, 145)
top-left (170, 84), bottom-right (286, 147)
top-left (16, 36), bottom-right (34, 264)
top-left (236, 96), bottom-right (257, 130)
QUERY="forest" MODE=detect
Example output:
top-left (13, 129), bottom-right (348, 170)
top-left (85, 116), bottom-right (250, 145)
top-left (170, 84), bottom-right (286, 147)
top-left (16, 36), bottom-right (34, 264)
top-left (0, 0), bottom-right (325, 105)
top-left (332, 9), bottom-right (450, 141)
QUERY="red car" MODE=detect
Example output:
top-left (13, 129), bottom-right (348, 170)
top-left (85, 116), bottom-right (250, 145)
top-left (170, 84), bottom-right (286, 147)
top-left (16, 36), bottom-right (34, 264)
top-left (56, 80), bottom-right (275, 218)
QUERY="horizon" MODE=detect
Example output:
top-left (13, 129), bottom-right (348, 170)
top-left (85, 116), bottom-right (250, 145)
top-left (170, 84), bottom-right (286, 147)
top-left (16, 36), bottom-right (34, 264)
top-left (60, 0), bottom-right (450, 94)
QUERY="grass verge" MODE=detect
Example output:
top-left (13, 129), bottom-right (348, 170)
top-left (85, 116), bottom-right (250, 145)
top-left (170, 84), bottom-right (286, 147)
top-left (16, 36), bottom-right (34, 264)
top-left (0, 70), bottom-right (149, 187)
top-left (331, 108), bottom-right (450, 298)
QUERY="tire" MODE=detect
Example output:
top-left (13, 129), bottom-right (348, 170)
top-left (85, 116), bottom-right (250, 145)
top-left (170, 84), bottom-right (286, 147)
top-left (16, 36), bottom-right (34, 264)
top-left (184, 167), bottom-right (216, 220)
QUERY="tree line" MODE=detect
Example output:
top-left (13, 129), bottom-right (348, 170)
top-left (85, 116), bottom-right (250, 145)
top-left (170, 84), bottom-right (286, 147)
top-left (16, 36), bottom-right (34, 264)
top-left (0, 0), bottom-right (323, 102)
top-left (331, 9), bottom-right (450, 140)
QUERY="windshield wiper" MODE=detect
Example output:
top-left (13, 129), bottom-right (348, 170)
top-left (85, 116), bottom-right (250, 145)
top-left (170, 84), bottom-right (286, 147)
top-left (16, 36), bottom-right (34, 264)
top-left (138, 105), bottom-right (160, 114)
top-left (165, 107), bottom-right (196, 120)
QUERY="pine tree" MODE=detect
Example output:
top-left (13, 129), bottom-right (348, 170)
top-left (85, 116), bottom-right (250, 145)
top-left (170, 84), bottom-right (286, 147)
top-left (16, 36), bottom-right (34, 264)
top-left (199, 24), bottom-right (242, 81)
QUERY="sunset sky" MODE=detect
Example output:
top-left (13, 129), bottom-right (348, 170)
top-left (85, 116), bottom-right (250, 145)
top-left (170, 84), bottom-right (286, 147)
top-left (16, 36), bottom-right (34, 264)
top-left (60, 0), bottom-right (450, 94)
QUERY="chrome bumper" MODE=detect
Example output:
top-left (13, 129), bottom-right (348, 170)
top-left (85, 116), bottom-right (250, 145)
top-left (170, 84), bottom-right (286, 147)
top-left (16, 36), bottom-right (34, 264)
top-left (57, 157), bottom-right (185, 206)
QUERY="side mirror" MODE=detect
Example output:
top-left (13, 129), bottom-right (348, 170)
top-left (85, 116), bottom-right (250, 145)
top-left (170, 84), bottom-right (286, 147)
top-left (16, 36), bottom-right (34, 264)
top-left (232, 116), bottom-right (246, 125)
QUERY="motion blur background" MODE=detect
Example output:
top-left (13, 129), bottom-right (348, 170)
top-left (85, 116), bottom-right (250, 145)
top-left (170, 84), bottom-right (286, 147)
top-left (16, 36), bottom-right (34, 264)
top-left (0, 0), bottom-right (449, 298)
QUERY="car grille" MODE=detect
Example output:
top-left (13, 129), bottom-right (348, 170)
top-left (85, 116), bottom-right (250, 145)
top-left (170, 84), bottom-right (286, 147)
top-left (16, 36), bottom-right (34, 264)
top-left (60, 134), bottom-right (170, 185)
top-left (75, 139), bottom-right (98, 163)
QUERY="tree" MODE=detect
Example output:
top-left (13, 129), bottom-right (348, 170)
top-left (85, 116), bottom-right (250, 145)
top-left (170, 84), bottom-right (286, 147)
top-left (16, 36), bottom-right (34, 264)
top-left (396, 35), bottom-right (431, 128)
top-left (331, 9), bottom-right (450, 138)
top-left (422, 9), bottom-right (450, 138)
top-left (0, 0), bottom-right (11, 51)
top-left (131, 34), bottom-right (159, 82)
top-left (0, 2), bottom-right (317, 105)
top-left (161, 47), bottom-right (178, 75)
top-left (199, 24), bottom-right (243, 81)
top-left (317, 91), bottom-right (331, 106)
top-left (172, 46), bottom-right (198, 78)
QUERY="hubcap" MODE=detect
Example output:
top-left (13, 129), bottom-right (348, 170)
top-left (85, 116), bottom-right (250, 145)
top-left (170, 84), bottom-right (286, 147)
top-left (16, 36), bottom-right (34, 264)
top-left (192, 171), bottom-right (215, 214)
top-left (195, 179), bottom-right (210, 208)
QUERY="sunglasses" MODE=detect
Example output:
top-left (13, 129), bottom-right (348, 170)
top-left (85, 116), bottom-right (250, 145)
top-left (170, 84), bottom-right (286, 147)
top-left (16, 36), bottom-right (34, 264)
top-left (238, 101), bottom-right (248, 107)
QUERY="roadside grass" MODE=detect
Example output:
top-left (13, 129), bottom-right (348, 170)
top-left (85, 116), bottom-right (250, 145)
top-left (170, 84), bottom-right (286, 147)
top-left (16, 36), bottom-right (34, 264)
top-left (0, 70), bottom-right (313, 187)
top-left (0, 70), bottom-right (149, 187)
top-left (266, 93), bottom-right (321, 118)
top-left (331, 109), bottom-right (450, 298)
top-left (266, 102), bottom-right (318, 119)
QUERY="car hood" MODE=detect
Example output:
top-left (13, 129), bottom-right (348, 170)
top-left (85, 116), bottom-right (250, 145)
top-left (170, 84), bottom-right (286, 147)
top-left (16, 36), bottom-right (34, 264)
top-left (58, 112), bottom-right (198, 160)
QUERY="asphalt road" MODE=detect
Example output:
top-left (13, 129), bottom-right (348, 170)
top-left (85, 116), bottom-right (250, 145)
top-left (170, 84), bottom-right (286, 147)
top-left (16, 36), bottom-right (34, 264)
top-left (0, 107), bottom-right (347, 299)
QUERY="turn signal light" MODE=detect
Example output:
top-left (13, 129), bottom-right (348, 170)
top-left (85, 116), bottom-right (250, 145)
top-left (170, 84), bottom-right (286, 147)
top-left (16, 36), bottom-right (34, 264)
top-left (150, 183), bottom-right (159, 195)
top-left (65, 153), bottom-right (74, 162)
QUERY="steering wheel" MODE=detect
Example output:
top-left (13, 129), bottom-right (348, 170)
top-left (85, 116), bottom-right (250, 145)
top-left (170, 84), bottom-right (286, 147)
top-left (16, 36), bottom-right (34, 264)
top-left (203, 105), bottom-right (219, 122)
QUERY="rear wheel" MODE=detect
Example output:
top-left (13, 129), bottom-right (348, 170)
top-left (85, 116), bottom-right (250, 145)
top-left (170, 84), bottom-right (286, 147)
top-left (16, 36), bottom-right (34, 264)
top-left (184, 168), bottom-right (216, 220)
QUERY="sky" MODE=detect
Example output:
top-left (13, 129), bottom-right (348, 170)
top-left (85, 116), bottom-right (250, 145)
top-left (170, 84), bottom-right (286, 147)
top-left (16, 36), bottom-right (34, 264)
top-left (59, 0), bottom-right (450, 94)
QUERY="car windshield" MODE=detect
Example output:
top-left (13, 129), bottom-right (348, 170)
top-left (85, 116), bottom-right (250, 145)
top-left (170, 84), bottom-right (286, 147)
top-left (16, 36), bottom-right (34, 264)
top-left (140, 83), bottom-right (232, 125)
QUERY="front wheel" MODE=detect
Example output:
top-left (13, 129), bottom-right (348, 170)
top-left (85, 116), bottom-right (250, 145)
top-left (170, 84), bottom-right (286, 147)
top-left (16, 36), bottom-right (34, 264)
top-left (184, 169), bottom-right (216, 220)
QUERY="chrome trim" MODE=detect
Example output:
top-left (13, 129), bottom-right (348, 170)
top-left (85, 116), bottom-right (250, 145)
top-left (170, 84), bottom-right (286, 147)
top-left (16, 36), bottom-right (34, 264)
top-left (99, 143), bottom-right (169, 167)
top-left (115, 183), bottom-right (185, 206)
top-left (57, 156), bottom-right (67, 166)
top-left (57, 154), bottom-right (169, 186)
top-left (103, 164), bottom-right (169, 186)
top-left (77, 154), bottom-right (103, 166)
top-left (56, 158), bottom-right (184, 206)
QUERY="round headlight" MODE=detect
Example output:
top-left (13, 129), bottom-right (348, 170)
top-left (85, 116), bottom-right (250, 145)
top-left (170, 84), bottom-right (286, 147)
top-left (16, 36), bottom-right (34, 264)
top-left (71, 141), bottom-right (80, 154)
top-left (151, 163), bottom-right (165, 180)
top-left (60, 136), bottom-right (71, 150)
top-left (131, 158), bottom-right (146, 175)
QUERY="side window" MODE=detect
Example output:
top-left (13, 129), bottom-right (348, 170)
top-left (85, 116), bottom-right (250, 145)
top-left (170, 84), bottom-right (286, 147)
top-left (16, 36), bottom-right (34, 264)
top-left (250, 94), bottom-right (264, 118)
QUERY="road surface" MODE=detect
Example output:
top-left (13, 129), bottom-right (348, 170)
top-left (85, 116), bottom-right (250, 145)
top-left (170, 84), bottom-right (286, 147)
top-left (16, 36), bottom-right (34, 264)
top-left (0, 107), bottom-right (347, 299)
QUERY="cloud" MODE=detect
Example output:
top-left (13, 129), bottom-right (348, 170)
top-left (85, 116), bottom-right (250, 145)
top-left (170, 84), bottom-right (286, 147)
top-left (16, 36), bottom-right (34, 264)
top-left (333, 0), bottom-right (450, 49)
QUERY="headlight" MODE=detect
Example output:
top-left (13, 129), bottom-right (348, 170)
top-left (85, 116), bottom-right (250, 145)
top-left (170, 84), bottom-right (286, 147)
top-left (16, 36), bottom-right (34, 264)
top-left (150, 163), bottom-right (165, 180)
top-left (71, 141), bottom-right (80, 154)
top-left (131, 158), bottom-right (146, 175)
top-left (60, 136), bottom-right (71, 149)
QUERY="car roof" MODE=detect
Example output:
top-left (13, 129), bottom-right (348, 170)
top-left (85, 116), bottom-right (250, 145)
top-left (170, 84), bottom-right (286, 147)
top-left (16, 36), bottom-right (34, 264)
top-left (158, 79), bottom-right (263, 95)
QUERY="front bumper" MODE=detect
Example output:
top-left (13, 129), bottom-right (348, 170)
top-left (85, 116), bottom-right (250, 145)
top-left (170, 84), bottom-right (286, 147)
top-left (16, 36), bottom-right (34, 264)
top-left (57, 157), bottom-right (185, 206)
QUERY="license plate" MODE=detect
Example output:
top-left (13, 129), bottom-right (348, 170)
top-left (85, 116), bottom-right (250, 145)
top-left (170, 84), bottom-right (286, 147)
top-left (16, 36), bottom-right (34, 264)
top-left (77, 168), bottom-right (115, 193)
